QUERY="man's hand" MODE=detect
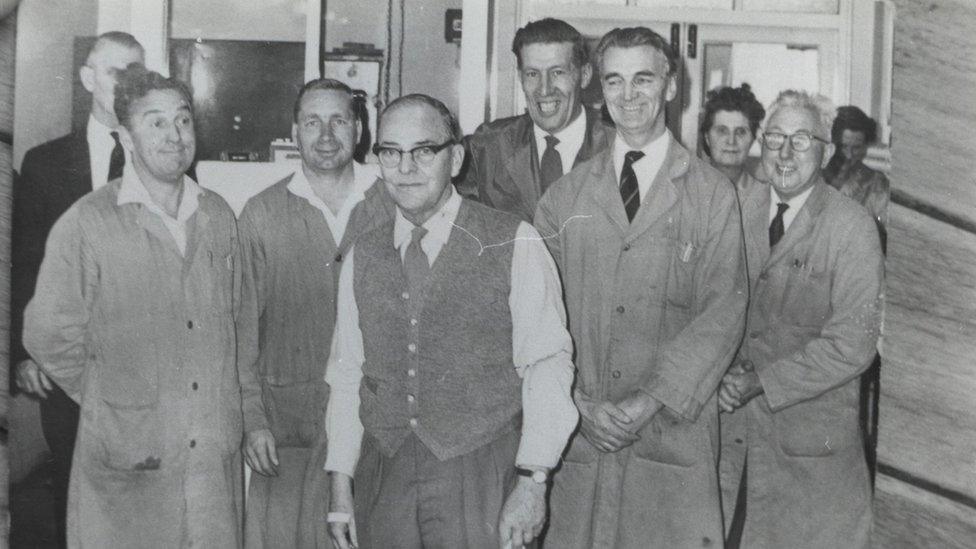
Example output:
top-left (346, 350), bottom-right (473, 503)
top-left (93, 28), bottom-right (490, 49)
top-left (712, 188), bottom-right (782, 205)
top-left (243, 428), bottom-right (279, 476)
top-left (614, 390), bottom-right (663, 434)
top-left (15, 359), bottom-right (53, 398)
top-left (498, 475), bottom-right (547, 549)
top-left (719, 360), bottom-right (763, 413)
top-left (328, 472), bottom-right (358, 549)
top-left (576, 391), bottom-right (640, 453)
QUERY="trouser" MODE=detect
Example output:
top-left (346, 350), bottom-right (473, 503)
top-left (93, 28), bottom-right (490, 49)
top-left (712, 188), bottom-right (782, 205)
top-left (40, 384), bottom-right (80, 549)
top-left (244, 442), bottom-right (331, 548)
top-left (354, 429), bottom-right (520, 549)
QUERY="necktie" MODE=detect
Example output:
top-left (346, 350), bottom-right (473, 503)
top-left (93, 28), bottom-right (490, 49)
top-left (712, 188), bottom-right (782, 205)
top-left (403, 225), bottom-right (430, 293)
top-left (539, 134), bottom-right (563, 193)
top-left (769, 202), bottom-right (789, 248)
top-left (619, 150), bottom-right (645, 222)
top-left (108, 131), bottom-right (125, 182)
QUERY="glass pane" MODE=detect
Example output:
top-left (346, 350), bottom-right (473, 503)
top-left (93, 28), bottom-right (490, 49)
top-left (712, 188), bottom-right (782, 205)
top-left (741, 0), bottom-right (838, 14)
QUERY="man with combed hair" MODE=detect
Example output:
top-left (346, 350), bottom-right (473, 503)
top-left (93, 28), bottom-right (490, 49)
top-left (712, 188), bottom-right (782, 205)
top-left (237, 77), bottom-right (393, 548)
top-left (12, 32), bottom-right (144, 546)
top-left (718, 90), bottom-right (882, 548)
top-left (535, 27), bottom-right (747, 547)
top-left (24, 65), bottom-right (244, 548)
top-left (460, 17), bottom-right (612, 221)
top-left (325, 94), bottom-right (578, 549)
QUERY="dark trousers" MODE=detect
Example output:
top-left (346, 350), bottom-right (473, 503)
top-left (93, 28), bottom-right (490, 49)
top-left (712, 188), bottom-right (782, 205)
top-left (39, 384), bottom-right (80, 549)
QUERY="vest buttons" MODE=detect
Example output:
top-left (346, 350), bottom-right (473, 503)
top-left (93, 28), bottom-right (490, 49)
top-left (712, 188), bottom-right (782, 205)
top-left (407, 343), bottom-right (417, 353)
top-left (616, 305), bottom-right (625, 314)
top-left (192, 382), bottom-right (198, 391)
top-left (401, 291), bottom-right (410, 300)
top-left (186, 320), bottom-right (194, 329)
top-left (410, 318), bottom-right (418, 326)
top-left (407, 394), bottom-right (415, 403)
top-left (409, 418), bottom-right (418, 427)
top-left (189, 439), bottom-right (196, 448)
top-left (611, 370), bottom-right (621, 379)
top-left (407, 369), bottom-right (416, 377)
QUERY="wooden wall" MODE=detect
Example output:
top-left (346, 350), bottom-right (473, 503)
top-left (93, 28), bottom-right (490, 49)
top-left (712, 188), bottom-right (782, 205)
top-left (1, 8), bottom-right (16, 547)
top-left (875, 0), bottom-right (976, 546)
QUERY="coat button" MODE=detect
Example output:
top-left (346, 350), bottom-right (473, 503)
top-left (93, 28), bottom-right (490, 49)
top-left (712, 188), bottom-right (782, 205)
top-left (611, 370), bottom-right (621, 379)
top-left (702, 537), bottom-right (712, 546)
top-left (616, 305), bottom-right (625, 313)
top-left (735, 438), bottom-right (743, 444)
top-left (407, 394), bottom-right (415, 403)
top-left (407, 369), bottom-right (416, 377)
top-left (409, 418), bottom-right (418, 427)
top-left (189, 439), bottom-right (196, 448)
top-left (187, 320), bottom-right (194, 329)
top-left (408, 343), bottom-right (417, 353)
top-left (192, 382), bottom-right (198, 391)
top-left (622, 244), bottom-right (631, 251)
top-left (410, 318), bottom-right (418, 326)
top-left (749, 331), bottom-right (760, 339)
top-left (758, 272), bottom-right (769, 281)
top-left (402, 291), bottom-right (410, 300)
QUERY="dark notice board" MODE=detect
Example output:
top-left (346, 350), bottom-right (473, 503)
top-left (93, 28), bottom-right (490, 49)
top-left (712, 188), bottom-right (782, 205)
top-left (73, 37), bottom-right (305, 162)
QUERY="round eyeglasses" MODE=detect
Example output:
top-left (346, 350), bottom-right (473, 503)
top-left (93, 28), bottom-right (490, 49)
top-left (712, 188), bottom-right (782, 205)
top-left (372, 141), bottom-right (455, 168)
top-left (761, 132), bottom-right (829, 152)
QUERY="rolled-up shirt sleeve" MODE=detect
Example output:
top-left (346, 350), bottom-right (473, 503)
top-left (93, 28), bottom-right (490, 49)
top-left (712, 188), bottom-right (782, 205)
top-left (323, 248), bottom-right (365, 477)
top-left (510, 222), bottom-right (578, 470)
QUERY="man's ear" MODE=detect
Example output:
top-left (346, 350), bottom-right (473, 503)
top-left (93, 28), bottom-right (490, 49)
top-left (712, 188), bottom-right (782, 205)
top-left (80, 64), bottom-right (95, 93)
top-left (821, 142), bottom-right (836, 168)
top-left (450, 143), bottom-right (465, 178)
top-left (665, 74), bottom-right (678, 102)
top-left (579, 63), bottom-right (593, 90)
top-left (291, 123), bottom-right (298, 144)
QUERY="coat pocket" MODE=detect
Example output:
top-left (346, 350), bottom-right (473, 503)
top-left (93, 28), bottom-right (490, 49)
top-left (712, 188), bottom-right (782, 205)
top-left (771, 395), bottom-right (859, 457)
top-left (666, 238), bottom-right (701, 311)
top-left (263, 380), bottom-right (330, 448)
top-left (631, 409), bottom-right (701, 467)
top-left (779, 263), bottom-right (830, 328)
top-left (96, 401), bottom-right (164, 472)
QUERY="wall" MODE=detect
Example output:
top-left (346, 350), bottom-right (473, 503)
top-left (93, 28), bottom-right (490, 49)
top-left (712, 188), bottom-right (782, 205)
top-left (874, 0), bottom-right (976, 546)
top-left (1, 7), bottom-right (16, 542)
top-left (170, 0), bottom-right (306, 41)
top-left (12, 0), bottom-right (97, 169)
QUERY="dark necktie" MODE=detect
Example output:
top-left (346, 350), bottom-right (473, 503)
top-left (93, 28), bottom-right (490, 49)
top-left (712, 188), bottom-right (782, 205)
top-left (108, 131), bottom-right (125, 182)
top-left (769, 202), bottom-right (789, 248)
top-left (403, 226), bottom-right (430, 293)
top-left (619, 150), bottom-right (645, 222)
top-left (539, 134), bottom-right (563, 193)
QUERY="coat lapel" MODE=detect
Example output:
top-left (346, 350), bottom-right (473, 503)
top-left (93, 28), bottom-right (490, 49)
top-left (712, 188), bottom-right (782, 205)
top-left (765, 181), bottom-right (829, 268)
top-left (71, 130), bottom-right (94, 193)
top-left (585, 152), bottom-right (630, 234)
top-left (625, 137), bottom-right (684, 242)
top-left (501, 115), bottom-right (539, 213)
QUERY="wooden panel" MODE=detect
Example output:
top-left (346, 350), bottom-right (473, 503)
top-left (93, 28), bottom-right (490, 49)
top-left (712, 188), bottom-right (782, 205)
top-left (880, 203), bottom-right (976, 498)
top-left (874, 474), bottom-right (976, 549)
top-left (889, 0), bottom-right (976, 224)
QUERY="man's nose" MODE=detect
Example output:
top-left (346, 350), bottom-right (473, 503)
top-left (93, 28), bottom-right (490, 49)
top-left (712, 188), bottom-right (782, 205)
top-left (397, 151), bottom-right (417, 174)
top-left (622, 81), bottom-right (635, 101)
top-left (778, 140), bottom-right (794, 160)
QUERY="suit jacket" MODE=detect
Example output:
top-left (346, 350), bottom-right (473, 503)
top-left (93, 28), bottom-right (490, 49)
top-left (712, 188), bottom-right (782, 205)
top-left (460, 107), bottom-right (612, 221)
top-left (536, 135), bottom-right (747, 549)
top-left (723, 179), bottom-right (883, 548)
top-left (12, 130), bottom-right (93, 367)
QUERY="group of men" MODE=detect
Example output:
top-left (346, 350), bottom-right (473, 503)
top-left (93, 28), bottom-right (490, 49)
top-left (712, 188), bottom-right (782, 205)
top-left (13, 16), bottom-right (882, 549)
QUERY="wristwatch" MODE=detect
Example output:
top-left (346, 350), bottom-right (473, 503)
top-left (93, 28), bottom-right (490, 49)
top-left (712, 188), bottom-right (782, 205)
top-left (515, 467), bottom-right (549, 484)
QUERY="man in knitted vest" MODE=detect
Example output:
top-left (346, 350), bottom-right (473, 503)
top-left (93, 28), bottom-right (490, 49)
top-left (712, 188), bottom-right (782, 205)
top-left (324, 94), bottom-right (578, 549)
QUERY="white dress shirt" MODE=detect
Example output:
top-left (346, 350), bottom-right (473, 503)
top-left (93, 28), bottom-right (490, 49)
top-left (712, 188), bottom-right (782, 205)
top-left (286, 162), bottom-right (381, 245)
top-left (533, 108), bottom-right (588, 175)
top-left (116, 166), bottom-right (201, 256)
top-left (87, 114), bottom-right (120, 189)
top-left (324, 188), bottom-right (578, 477)
top-left (612, 130), bottom-right (670, 205)
top-left (769, 184), bottom-right (815, 232)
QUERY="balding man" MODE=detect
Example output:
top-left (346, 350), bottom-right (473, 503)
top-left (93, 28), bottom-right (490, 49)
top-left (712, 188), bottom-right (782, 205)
top-left (12, 31), bottom-right (144, 547)
top-left (325, 94), bottom-right (578, 549)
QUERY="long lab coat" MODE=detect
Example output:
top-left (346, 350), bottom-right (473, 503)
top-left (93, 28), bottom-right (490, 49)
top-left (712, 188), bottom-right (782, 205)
top-left (24, 180), bottom-right (244, 548)
top-left (720, 179), bottom-right (882, 548)
top-left (535, 136), bottom-right (748, 549)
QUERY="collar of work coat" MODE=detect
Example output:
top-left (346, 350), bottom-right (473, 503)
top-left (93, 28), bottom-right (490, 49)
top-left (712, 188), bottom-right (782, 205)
top-left (742, 177), bottom-right (832, 272)
top-left (579, 132), bottom-right (694, 243)
top-left (499, 107), bottom-right (613, 213)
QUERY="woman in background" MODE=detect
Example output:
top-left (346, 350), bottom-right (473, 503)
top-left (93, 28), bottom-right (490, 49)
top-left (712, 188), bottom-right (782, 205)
top-left (823, 105), bottom-right (889, 250)
top-left (700, 83), bottom-right (766, 191)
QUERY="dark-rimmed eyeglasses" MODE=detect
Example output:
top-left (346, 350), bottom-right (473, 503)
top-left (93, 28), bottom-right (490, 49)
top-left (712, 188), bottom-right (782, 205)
top-left (761, 132), bottom-right (829, 152)
top-left (372, 141), bottom-right (455, 168)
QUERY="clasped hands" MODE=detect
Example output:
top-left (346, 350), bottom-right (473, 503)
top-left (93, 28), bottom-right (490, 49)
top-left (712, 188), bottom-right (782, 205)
top-left (576, 389), bottom-right (662, 453)
top-left (718, 359), bottom-right (764, 413)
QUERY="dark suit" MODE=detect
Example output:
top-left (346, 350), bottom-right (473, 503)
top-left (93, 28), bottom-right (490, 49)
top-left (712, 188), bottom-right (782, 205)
top-left (460, 107), bottom-right (612, 221)
top-left (13, 129), bottom-right (92, 547)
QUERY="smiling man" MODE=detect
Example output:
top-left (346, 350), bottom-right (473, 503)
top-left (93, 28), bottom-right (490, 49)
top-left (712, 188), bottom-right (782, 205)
top-left (535, 27), bottom-right (747, 548)
top-left (236, 78), bottom-right (393, 548)
top-left (717, 90), bottom-right (883, 548)
top-left (324, 94), bottom-right (578, 549)
top-left (24, 65), bottom-right (244, 548)
top-left (460, 18), bottom-right (612, 221)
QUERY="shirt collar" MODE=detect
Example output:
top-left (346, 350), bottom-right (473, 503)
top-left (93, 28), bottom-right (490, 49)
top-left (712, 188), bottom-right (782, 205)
top-left (612, 130), bottom-right (669, 176)
top-left (533, 107), bottom-right (587, 159)
top-left (393, 186), bottom-right (461, 252)
top-left (87, 114), bottom-right (115, 142)
top-left (117, 165), bottom-right (202, 223)
top-left (286, 162), bottom-right (376, 209)
top-left (769, 183), bottom-right (815, 229)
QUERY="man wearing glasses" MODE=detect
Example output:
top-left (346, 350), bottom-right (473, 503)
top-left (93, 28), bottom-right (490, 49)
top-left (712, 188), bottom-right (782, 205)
top-left (717, 90), bottom-right (883, 548)
top-left (324, 94), bottom-right (578, 549)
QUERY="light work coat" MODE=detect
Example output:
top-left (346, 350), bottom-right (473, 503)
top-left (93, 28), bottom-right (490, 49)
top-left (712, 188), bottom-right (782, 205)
top-left (719, 179), bottom-right (882, 549)
top-left (24, 180), bottom-right (244, 549)
top-left (535, 136), bottom-right (748, 549)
